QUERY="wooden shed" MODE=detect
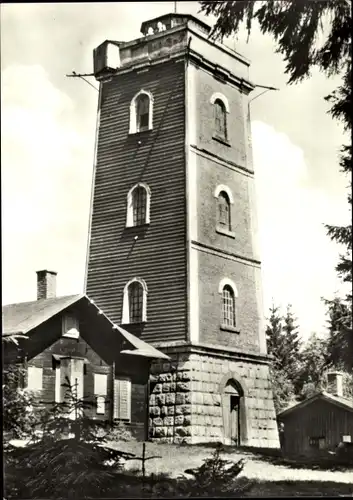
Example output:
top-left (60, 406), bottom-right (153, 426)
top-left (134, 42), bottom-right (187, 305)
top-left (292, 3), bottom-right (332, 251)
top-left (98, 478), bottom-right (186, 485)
top-left (278, 380), bottom-right (353, 457)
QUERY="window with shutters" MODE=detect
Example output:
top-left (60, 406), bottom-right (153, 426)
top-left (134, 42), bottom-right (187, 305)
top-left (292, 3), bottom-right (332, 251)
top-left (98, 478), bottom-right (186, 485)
top-left (27, 366), bottom-right (43, 392)
top-left (122, 278), bottom-right (148, 324)
top-left (210, 93), bottom-right (229, 143)
top-left (129, 90), bottom-right (154, 134)
top-left (126, 183), bottom-right (151, 228)
top-left (113, 377), bottom-right (131, 421)
top-left (218, 278), bottom-right (239, 333)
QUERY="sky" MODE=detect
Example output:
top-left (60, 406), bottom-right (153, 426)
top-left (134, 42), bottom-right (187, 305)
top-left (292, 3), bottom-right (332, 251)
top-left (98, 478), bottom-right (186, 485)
top-left (1, 2), bottom-right (350, 340)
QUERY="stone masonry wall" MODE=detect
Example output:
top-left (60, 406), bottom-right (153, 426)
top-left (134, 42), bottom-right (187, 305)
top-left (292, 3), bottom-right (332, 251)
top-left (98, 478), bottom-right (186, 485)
top-left (149, 350), bottom-right (280, 448)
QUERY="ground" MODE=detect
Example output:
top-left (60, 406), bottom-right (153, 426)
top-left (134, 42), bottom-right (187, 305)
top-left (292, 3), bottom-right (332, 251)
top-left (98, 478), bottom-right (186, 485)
top-left (107, 441), bottom-right (353, 497)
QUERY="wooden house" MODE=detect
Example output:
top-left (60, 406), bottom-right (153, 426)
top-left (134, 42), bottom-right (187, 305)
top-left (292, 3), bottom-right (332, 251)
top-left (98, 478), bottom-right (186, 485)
top-left (2, 270), bottom-right (169, 440)
top-left (278, 373), bottom-right (353, 457)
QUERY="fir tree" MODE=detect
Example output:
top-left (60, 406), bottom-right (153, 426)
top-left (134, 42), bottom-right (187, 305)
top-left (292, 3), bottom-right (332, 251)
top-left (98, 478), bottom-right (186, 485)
top-left (282, 304), bottom-right (302, 388)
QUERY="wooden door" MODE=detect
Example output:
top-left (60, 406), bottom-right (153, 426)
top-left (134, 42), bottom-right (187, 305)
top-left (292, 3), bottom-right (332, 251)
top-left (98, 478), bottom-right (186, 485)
top-left (230, 395), bottom-right (240, 446)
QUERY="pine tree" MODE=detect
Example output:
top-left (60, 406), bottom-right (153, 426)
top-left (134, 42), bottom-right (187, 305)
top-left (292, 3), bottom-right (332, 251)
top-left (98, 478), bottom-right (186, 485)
top-left (297, 332), bottom-right (329, 400)
top-left (282, 305), bottom-right (302, 388)
top-left (265, 304), bottom-right (285, 372)
top-left (265, 304), bottom-right (296, 413)
top-left (324, 297), bottom-right (353, 372)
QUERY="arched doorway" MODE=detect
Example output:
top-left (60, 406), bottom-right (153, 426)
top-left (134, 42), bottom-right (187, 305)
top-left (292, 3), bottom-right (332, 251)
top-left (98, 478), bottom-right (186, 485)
top-left (219, 373), bottom-right (248, 446)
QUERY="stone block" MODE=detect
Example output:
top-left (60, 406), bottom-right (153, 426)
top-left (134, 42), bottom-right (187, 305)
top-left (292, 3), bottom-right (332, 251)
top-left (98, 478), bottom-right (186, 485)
top-left (176, 393), bottom-right (185, 405)
top-left (160, 406), bottom-right (168, 416)
top-left (164, 416), bottom-right (174, 426)
top-left (156, 394), bottom-right (166, 406)
top-left (165, 393), bottom-right (175, 405)
top-left (174, 436), bottom-right (192, 444)
top-left (179, 360), bottom-right (192, 371)
top-left (162, 373), bottom-right (175, 383)
top-left (167, 427), bottom-right (174, 437)
top-left (174, 415), bottom-right (184, 426)
top-left (177, 371), bottom-right (191, 382)
top-left (158, 437), bottom-right (174, 444)
top-left (150, 406), bottom-right (160, 417)
top-left (191, 381), bottom-right (202, 392)
top-left (175, 404), bottom-right (191, 415)
top-left (177, 381), bottom-right (190, 392)
top-left (153, 417), bottom-right (163, 427)
top-left (153, 384), bottom-right (162, 394)
top-left (175, 426), bottom-right (191, 437)
top-left (167, 406), bottom-right (175, 416)
top-left (192, 392), bottom-right (203, 405)
top-left (149, 394), bottom-right (156, 406)
top-left (184, 415), bottom-right (191, 426)
top-left (203, 393), bottom-right (214, 405)
top-left (162, 383), bottom-right (170, 393)
top-left (212, 393), bottom-right (221, 406)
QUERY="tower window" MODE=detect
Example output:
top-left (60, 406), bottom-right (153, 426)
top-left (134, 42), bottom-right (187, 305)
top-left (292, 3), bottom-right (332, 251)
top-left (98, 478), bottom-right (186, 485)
top-left (122, 278), bottom-right (148, 324)
top-left (126, 183), bottom-right (151, 228)
top-left (218, 191), bottom-right (231, 230)
top-left (133, 186), bottom-right (147, 226)
top-left (222, 285), bottom-right (236, 328)
top-left (218, 278), bottom-right (239, 332)
top-left (210, 93), bottom-right (230, 143)
top-left (214, 99), bottom-right (227, 139)
top-left (129, 90), bottom-right (154, 134)
top-left (129, 282), bottom-right (143, 323)
top-left (136, 94), bottom-right (150, 131)
top-left (214, 185), bottom-right (234, 236)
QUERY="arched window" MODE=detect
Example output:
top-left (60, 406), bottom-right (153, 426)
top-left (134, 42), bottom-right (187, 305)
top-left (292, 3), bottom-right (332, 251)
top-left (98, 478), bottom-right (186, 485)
top-left (122, 278), bottom-right (148, 324)
top-left (218, 191), bottom-right (231, 229)
top-left (218, 278), bottom-right (238, 330)
top-left (126, 183), bottom-right (151, 227)
top-left (210, 93), bottom-right (229, 142)
top-left (222, 285), bottom-right (236, 327)
top-left (129, 90), bottom-right (153, 134)
top-left (214, 99), bottom-right (227, 139)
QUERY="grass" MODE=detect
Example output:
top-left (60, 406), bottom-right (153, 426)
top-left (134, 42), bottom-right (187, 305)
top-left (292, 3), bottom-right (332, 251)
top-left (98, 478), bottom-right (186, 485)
top-left (106, 440), bottom-right (353, 496)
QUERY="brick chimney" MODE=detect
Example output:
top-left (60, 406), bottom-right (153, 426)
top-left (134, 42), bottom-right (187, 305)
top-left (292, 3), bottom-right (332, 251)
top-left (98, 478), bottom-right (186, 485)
top-left (327, 371), bottom-right (344, 398)
top-left (36, 270), bottom-right (57, 300)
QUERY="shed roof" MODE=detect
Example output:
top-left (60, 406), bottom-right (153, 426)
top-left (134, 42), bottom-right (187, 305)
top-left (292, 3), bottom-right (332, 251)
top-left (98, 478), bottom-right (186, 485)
top-left (278, 390), bottom-right (353, 418)
top-left (2, 294), bottom-right (169, 360)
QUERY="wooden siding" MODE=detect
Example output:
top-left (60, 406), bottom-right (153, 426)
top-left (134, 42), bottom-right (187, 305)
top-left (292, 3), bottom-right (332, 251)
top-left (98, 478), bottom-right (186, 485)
top-left (13, 308), bottom-right (150, 433)
top-left (280, 399), bottom-right (353, 456)
top-left (86, 59), bottom-right (187, 344)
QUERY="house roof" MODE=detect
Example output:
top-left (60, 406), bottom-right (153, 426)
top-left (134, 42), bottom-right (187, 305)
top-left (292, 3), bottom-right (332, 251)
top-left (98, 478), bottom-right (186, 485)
top-left (278, 390), bottom-right (353, 418)
top-left (2, 294), bottom-right (84, 335)
top-left (2, 294), bottom-right (169, 360)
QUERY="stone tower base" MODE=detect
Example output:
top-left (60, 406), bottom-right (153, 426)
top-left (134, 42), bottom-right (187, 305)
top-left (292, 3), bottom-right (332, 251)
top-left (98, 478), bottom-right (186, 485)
top-left (149, 343), bottom-right (280, 448)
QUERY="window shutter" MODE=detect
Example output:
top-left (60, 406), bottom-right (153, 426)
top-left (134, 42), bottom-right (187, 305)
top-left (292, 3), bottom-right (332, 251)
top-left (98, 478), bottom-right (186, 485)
top-left (94, 373), bottom-right (108, 396)
top-left (96, 396), bottom-right (106, 415)
top-left (114, 377), bottom-right (131, 421)
top-left (27, 366), bottom-right (43, 392)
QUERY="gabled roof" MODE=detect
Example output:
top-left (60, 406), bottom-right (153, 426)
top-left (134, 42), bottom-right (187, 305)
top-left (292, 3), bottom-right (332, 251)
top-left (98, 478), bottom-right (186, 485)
top-left (278, 390), bottom-right (353, 418)
top-left (2, 294), bottom-right (169, 360)
top-left (2, 294), bottom-right (84, 335)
